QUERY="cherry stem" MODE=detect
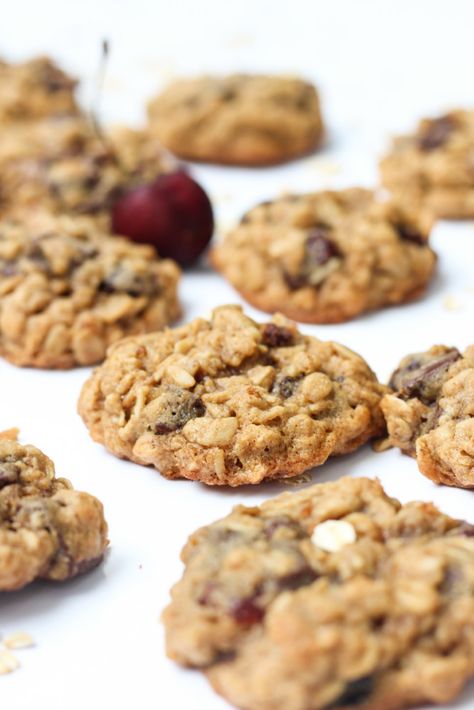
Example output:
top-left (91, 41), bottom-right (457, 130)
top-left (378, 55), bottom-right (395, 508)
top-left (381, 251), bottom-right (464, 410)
top-left (89, 39), bottom-right (121, 166)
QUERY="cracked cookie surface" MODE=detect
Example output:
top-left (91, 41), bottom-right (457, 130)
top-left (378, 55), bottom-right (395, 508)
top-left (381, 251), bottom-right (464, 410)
top-left (0, 56), bottom-right (78, 122)
top-left (0, 433), bottom-right (108, 591)
top-left (163, 476), bottom-right (474, 710)
top-left (78, 305), bottom-right (386, 486)
top-left (211, 189), bottom-right (436, 323)
top-left (0, 212), bottom-right (181, 368)
top-left (380, 110), bottom-right (474, 218)
top-left (382, 345), bottom-right (474, 488)
top-left (147, 74), bottom-right (324, 166)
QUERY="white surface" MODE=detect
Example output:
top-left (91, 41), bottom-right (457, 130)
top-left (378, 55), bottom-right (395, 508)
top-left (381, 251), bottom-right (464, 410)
top-left (1, 1), bottom-right (474, 708)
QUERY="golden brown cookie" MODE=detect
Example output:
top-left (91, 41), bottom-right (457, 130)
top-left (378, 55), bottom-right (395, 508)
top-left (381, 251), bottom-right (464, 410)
top-left (0, 115), bottom-right (171, 216)
top-left (147, 74), bottom-right (324, 165)
top-left (380, 110), bottom-right (474, 219)
top-left (78, 305), bottom-right (386, 486)
top-left (382, 345), bottom-right (474, 488)
top-left (211, 189), bottom-right (436, 323)
top-left (0, 212), bottom-right (181, 368)
top-left (163, 476), bottom-right (474, 710)
top-left (0, 432), bottom-right (108, 591)
top-left (0, 56), bottom-right (78, 122)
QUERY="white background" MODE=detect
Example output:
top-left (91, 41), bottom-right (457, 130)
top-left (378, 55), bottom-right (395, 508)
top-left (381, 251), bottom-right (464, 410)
top-left (1, 1), bottom-right (474, 708)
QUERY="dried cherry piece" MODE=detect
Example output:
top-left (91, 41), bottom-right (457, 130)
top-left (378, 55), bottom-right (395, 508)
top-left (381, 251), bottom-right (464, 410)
top-left (261, 323), bottom-right (294, 347)
top-left (230, 596), bottom-right (264, 625)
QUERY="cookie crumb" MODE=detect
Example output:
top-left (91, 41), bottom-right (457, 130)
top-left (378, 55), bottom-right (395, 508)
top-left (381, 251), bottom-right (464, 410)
top-left (311, 519), bottom-right (357, 552)
top-left (283, 472), bottom-right (313, 486)
top-left (3, 632), bottom-right (35, 650)
top-left (443, 295), bottom-right (461, 311)
top-left (308, 158), bottom-right (342, 176)
top-left (0, 650), bottom-right (20, 675)
top-left (372, 436), bottom-right (392, 453)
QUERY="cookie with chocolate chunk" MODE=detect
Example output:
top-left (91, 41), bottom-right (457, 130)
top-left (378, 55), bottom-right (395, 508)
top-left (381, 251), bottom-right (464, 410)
top-left (147, 74), bottom-right (324, 166)
top-left (0, 212), bottom-right (181, 368)
top-left (0, 431), bottom-right (108, 591)
top-left (382, 345), bottom-right (474, 488)
top-left (163, 476), bottom-right (474, 710)
top-left (78, 305), bottom-right (386, 486)
top-left (380, 110), bottom-right (474, 219)
top-left (0, 56), bottom-right (78, 122)
top-left (211, 188), bottom-right (436, 323)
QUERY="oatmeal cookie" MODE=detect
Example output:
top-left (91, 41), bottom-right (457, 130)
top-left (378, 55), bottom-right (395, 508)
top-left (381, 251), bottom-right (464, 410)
top-left (0, 115), bottom-right (171, 216)
top-left (163, 476), bottom-right (474, 710)
top-left (382, 345), bottom-right (474, 488)
top-left (0, 56), bottom-right (78, 122)
top-left (0, 432), bottom-right (108, 591)
top-left (78, 305), bottom-right (386, 486)
top-left (210, 189), bottom-right (436, 323)
top-left (147, 74), bottom-right (324, 166)
top-left (380, 110), bottom-right (474, 218)
top-left (0, 212), bottom-right (181, 368)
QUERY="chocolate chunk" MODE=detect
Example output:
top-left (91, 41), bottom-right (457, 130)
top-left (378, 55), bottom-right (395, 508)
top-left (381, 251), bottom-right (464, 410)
top-left (153, 386), bottom-right (205, 434)
top-left (277, 566), bottom-right (318, 591)
top-left (230, 595), bottom-right (264, 625)
top-left (327, 676), bottom-right (375, 708)
top-left (395, 223), bottom-right (426, 246)
top-left (286, 227), bottom-right (341, 290)
top-left (389, 348), bottom-right (461, 404)
top-left (272, 375), bottom-right (302, 399)
top-left (306, 227), bottom-right (340, 266)
top-left (100, 266), bottom-right (159, 297)
top-left (0, 462), bottom-right (20, 488)
top-left (262, 323), bottom-right (294, 347)
top-left (418, 115), bottom-right (456, 151)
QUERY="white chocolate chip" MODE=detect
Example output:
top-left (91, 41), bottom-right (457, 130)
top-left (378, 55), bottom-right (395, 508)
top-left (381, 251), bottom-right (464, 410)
top-left (311, 519), bottom-right (357, 552)
top-left (0, 650), bottom-right (20, 674)
top-left (3, 632), bottom-right (35, 650)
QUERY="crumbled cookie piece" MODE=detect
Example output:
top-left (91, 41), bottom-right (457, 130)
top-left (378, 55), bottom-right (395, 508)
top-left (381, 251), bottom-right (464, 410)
top-left (0, 436), bottom-right (108, 591)
top-left (211, 189), bottom-right (436, 323)
top-left (380, 110), bottom-right (474, 218)
top-left (0, 212), bottom-right (181, 368)
top-left (0, 56), bottom-right (78, 122)
top-left (163, 476), bottom-right (474, 710)
top-left (0, 650), bottom-right (20, 675)
top-left (78, 305), bottom-right (386, 486)
top-left (382, 345), bottom-right (474, 488)
top-left (147, 74), bottom-right (324, 165)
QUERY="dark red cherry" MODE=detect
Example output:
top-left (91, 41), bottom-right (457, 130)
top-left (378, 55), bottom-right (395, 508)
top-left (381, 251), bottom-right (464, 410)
top-left (111, 170), bottom-right (214, 267)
